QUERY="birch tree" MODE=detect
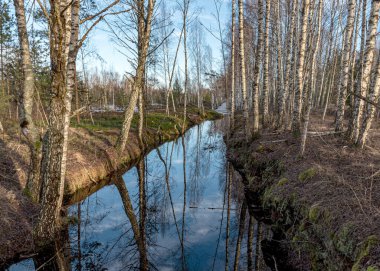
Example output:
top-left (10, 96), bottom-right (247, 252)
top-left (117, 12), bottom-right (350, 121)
top-left (230, 0), bottom-right (236, 129)
top-left (252, 0), bottom-right (264, 134)
top-left (14, 0), bottom-right (40, 201)
top-left (262, 0), bottom-right (271, 126)
top-left (117, 0), bottom-right (156, 152)
top-left (349, 0), bottom-right (380, 143)
top-left (335, 0), bottom-right (356, 132)
top-left (238, 0), bottom-right (249, 138)
top-left (291, 0), bottom-right (310, 135)
top-left (31, 0), bottom-right (124, 241)
top-left (300, 0), bottom-right (323, 156)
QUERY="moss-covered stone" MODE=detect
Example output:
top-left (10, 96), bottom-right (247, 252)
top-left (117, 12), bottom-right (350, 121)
top-left (298, 168), bottom-right (317, 182)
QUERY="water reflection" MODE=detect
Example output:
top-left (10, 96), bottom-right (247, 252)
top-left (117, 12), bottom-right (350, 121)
top-left (8, 121), bottom-right (271, 271)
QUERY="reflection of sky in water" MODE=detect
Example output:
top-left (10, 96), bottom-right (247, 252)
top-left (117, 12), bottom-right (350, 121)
top-left (9, 121), bottom-right (243, 271)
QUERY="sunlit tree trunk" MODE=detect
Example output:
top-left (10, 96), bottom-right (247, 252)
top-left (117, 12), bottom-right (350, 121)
top-left (14, 0), bottom-right (41, 201)
top-left (300, 0), bottom-right (323, 156)
top-left (252, 0), bottom-right (264, 134)
top-left (117, 0), bottom-right (155, 152)
top-left (230, 0), bottom-right (236, 129)
top-left (138, 86), bottom-right (144, 147)
top-left (335, 0), bottom-right (356, 132)
top-left (348, 0), bottom-right (368, 139)
top-left (34, 0), bottom-right (71, 242)
top-left (182, 0), bottom-right (190, 133)
top-left (238, 0), bottom-right (249, 138)
top-left (348, 0), bottom-right (362, 109)
top-left (357, 0), bottom-right (380, 147)
top-left (291, 0), bottom-right (310, 135)
top-left (350, 0), bottom-right (380, 143)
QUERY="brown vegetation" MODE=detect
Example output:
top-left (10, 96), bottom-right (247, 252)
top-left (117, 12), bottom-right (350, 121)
top-left (228, 111), bottom-right (380, 269)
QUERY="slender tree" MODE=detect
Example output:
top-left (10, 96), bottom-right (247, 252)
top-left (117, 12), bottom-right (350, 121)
top-left (230, 0), bottom-right (236, 129)
top-left (117, 0), bottom-right (156, 152)
top-left (291, 0), bottom-right (310, 135)
top-left (14, 0), bottom-right (40, 201)
top-left (252, 0), bottom-right (264, 134)
top-left (335, 0), bottom-right (356, 132)
top-left (349, 0), bottom-right (380, 143)
top-left (262, 0), bottom-right (271, 126)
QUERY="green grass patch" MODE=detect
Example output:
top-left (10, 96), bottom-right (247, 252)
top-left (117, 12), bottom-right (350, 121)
top-left (298, 168), bottom-right (317, 182)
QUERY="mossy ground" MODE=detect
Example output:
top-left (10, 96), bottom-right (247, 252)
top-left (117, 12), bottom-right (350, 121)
top-left (227, 112), bottom-right (380, 270)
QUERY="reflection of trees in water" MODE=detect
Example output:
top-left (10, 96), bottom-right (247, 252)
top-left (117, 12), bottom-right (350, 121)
top-left (188, 122), bottom-right (227, 205)
top-left (181, 135), bottom-right (187, 271)
top-left (29, 120), bottom-right (270, 271)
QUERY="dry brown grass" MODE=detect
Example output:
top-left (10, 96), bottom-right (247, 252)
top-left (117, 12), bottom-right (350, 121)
top-left (228, 111), bottom-right (380, 269)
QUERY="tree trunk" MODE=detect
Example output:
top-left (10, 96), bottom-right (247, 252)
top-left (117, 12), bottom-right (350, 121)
top-left (291, 0), bottom-right (310, 135)
top-left (14, 0), bottom-right (41, 202)
top-left (348, 0), bottom-right (368, 139)
top-left (34, 0), bottom-right (71, 242)
top-left (230, 0), bottom-right (236, 129)
top-left (252, 0), bottom-right (264, 134)
top-left (238, 0), bottom-right (250, 139)
top-left (182, 0), bottom-right (190, 133)
top-left (117, 0), bottom-right (155, 152)
top-left (262, 0), bottom-right (271, 126)
top-left (300, 0), bottom-right (323, 156)
top-left (335, 0), bottom-right (356, 131)
top-left (350, 0), bottom-right (380, 143)
top-left (358, 46), bottom-right (380, 147)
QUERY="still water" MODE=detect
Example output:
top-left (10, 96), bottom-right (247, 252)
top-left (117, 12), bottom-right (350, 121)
top-left (10, 120), bottom-right (267, 271)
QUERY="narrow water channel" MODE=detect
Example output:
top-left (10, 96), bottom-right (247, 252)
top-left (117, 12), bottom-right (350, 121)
top-left (9, 119), bottom-right (270, 271)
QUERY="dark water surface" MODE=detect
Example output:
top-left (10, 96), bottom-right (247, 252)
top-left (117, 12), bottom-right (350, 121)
top-left (9, 120), bottom-right (268, 271)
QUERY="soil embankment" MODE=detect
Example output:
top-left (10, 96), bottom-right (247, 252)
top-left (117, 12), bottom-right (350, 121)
top-left (227, 114), bottom-right (380, 270)
top-left (0, 108), bottom-right (221, 267)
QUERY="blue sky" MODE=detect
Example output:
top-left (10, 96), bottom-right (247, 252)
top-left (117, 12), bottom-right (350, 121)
top-left (84, 0), bottom-right (231, 81)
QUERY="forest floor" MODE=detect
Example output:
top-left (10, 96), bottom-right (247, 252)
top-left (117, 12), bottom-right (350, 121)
top-left (228, 110), bottom-right (380, 270)
top-left (0, 106), bottom-right (221, 267)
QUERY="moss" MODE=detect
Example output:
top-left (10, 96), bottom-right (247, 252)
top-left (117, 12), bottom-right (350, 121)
top-left (298, 168), bottom-right (317, 182)
top-left (367, 266), bottom-right (379, 271)
top-left (277, 178), bottom-right (289, 186)
top-left (256, 144), bottom-right (265, 153)
top-left (308, 205), bottom-right (321, 223)
top-left (352, 235), bottom-right (379, 271)
top-left (34, 140), bottom-right (42, 150)
top-left (23, 187), bottom-right (32, 198)
top-left (335, 224), bottom-right (356, 257)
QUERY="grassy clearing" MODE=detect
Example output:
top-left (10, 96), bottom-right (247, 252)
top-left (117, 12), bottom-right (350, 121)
top-left (71, 107), bottom-right (222, 134)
